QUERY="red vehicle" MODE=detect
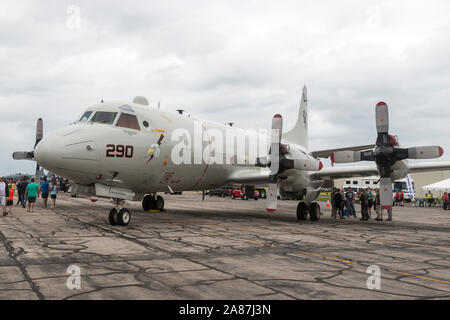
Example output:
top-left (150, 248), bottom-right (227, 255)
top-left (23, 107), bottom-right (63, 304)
top-left (231, 188), bottom-right (259, 200)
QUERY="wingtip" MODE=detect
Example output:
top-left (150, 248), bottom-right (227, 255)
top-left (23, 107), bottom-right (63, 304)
top-left (376, 101), bottom-right (387, 107)
top-left (439, 146), bottom-right (444, 157)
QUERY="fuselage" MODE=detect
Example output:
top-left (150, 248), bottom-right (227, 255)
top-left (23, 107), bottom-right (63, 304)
top-left (34, 101), bottom-right (314, 196)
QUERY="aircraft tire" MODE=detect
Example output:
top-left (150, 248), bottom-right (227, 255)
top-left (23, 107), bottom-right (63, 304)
top-left (309, 202), bottom-right (321, 221)
top-left (156, 196), bottom-right (164, 210)
top-left (142, 194), bottom-right (156, 211)
top-left (109, 208), bottom-right (118, 226)
top-left (117, 208), bottom-right (131, 226)
top-left (296, 202), bottom-right (308, 221)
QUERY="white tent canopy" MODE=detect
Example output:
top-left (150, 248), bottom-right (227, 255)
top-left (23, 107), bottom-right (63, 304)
top-left (422, 178), bottom-right (450, 191)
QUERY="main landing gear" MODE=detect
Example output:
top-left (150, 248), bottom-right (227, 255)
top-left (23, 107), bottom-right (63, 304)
top-left (109, 199), bottom-right (131, 226)
top-left (142, 194), bottom-right (165, 212)
top-left (296, 201), bottom-right (321, 222)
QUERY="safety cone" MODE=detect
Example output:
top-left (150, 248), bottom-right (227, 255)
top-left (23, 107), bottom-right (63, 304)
top-left (326, 200), bottom-right (330, 208)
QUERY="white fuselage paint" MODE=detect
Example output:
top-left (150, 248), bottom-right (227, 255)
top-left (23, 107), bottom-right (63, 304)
top-left (34, 102), bottom-right (314, 199)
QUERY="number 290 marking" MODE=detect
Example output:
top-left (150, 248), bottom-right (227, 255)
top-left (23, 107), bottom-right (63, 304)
top-left (106, 144), bottom-right (134, 158)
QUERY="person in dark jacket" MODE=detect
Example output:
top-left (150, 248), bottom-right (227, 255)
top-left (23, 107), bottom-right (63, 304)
top-left (16, 179), bottom-right (28, 208)
top-left (334, 189), bottom-right (344, 219)
top-left (360, 189), bottom-right (369, 221)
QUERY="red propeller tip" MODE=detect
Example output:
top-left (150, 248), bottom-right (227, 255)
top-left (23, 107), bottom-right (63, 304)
top-left (439, 147), bottom-right (444, 157)
top-left (274, 114), bottom-right (282, 118)
top-left (376, 101), bottom-right (387, 107)
top-left (266, 209), bottom-right (276, 213)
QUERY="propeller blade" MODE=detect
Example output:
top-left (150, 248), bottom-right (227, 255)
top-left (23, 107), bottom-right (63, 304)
top-left (266, 183), bottom-right (278, 213)
top-left (269, 114), bottom-right (282, 175)
top-left (331, 150), bottom-right (374, 163)
top-left (375, 102), bottom-right (389, 133)
top-left (266, 114), bottom-right (283, 213)
top-left (379, 177), bottom-right (393, 209)
top-left (35, 118), bottom-right (43, 148)
top-left (406, 146), bottom-right (443, 159)
top-left (12, 151), bottom-right (34, 160)
top-left (283, 158), bottom-right (323, 171)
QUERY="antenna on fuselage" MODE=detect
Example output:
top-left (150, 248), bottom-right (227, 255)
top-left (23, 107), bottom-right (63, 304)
top-left (176, 109), bottom-right (185, 115)
top-left (227, 122), bottom-right (235, 127)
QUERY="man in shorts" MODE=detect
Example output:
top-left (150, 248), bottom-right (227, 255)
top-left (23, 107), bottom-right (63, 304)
top-left (0, 176), bottom-right (9, 216)
top-left (40, 177), bottom-right (50, 208)
top-left (26, 178), bottom-right (40, 213)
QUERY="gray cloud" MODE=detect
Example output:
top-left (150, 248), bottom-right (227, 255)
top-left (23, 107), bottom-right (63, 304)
top-left (1, 0), bottom-right (450, 175)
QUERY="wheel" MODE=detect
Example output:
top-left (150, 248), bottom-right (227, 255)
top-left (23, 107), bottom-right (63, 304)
top-left (109, 208), bottom-right (118, 225)
top-left (309, 202), bottom-right (321, 221)
top-left (156, 196), bottom-right (164, 210)
top-left (231, 194), bottom-right (235, 199)
top-left (254, 197), bottom-right (258, 200)
top-left (296, 202), bottom-right (308, 221)
top-left (243, 195), bottom-right (248, 200)
top-left (142, 194), bottom-right (156, 211)
top-left (117, 208), bottom-right (131, 226)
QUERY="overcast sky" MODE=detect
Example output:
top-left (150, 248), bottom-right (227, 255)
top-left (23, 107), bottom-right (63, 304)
top-left (1, 0), bottom-right (449, 175)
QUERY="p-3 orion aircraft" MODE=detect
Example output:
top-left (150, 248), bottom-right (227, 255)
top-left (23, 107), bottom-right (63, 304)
top-left (13, 87), bottom-right (450, 226)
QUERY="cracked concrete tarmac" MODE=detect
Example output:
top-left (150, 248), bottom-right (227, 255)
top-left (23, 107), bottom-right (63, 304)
top-left (0, 192), bottom-right (449, 300)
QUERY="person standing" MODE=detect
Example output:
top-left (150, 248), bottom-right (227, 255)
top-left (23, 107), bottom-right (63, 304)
top-left (386, 207), bottom-right (393, 221)
top-left (374, 188), bottom-right (383, 221)
top-left (25, 178), bottom-right (40, 213)
top-left (5, 185), bottom-right (14, 215)
top-left (345, 187), bottom-right (357, 217)
top-left (331, 188), bottom-right (337, 218)
top-left (426, 191), bottom-right (433, 207)
top-left (394, 192), bottom-right (400, 206)
top-left (360, 189), bottom-right (369, 221)
top-left (334, 188), bottom-right (343, 219)
top-left (16, 179), bottom-right (28, 208)
top-left (0, 177), bottom-right (9, 216)
top-left (40, 178), bottom-right (50, 208)
top-left (399, 191), bottom-right (404, 206)
top-left (442, 192), bottom-right (449, 210)
top-left (367, 188), bottom-right (374, 218)
top-left (50, 180), bottom-right (58, 208)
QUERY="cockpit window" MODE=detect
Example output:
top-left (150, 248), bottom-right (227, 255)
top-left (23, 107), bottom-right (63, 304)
top-left (116, 113), bottom-right (140, 130)
top-left (90, 112), bottom-right (118, 124)
top-left (79, 111), bottom-right (92, 122)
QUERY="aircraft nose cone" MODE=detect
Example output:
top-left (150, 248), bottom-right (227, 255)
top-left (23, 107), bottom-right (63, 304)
top-left (34, 136), bottom-right (53, 168)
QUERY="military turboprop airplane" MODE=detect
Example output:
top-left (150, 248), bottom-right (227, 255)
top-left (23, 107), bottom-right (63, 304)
top-left (13, 87), bottom-right (450, 226)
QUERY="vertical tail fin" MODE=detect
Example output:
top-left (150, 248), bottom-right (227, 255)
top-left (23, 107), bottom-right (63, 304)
top-left (283, 85), bottom-right (309, 148)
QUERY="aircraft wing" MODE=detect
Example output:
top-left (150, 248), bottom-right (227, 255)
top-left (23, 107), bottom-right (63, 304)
top-left (311, 144), bottom-right (375, 158)
top-left (309, 164), bottom-right (379, 180)
top-left (407, 161), bottom-right (450, 173)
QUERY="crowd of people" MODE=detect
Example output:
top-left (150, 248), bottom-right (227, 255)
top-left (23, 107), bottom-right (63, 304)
top-left (330, 187), bottom-right (393, 221)
top-left (0, 175), bottom-right (70, 216)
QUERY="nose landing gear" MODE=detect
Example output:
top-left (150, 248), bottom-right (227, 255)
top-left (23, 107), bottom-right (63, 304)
top-left (109, 199), bottom-right (131, 226)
